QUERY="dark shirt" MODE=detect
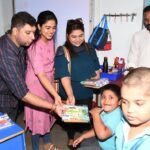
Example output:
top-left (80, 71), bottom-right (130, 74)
top-left (0, 34), bottom-right (29, 107)
top-left (55, 43), bottom-right (100, 100)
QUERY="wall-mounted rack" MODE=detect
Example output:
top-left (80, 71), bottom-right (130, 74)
top-left (104, 13), bottom-right (137, 22)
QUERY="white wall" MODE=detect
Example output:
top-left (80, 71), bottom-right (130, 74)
top-left (1, 0), bottom-right (144, 67)
top-left (0, 0), bottom-right (13, 36)
top-left (0, 1), bottom-right (4, 35)
top-left (94, 0), bottom-right (144, 66)
top-left (14, 0), bottom-right (92, 47)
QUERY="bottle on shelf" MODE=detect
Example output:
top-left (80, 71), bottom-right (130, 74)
top-left (103, 57), bottom-right (108, 73)
top-left (114, 57), bottom-right (119, 68)
top-left (117, 58), bottom-right (125, 71)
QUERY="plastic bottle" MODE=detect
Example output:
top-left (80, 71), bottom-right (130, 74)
top-left (121, 58), bottom-right (125, 70)
top-left (114, 57), bottom-right (119, 68)
top-left (120, 58), bottom-right (125, 71)
top-left (118, 58), bottom-right (125, 71)
top-left (103, 57), bottom-right (108, 73)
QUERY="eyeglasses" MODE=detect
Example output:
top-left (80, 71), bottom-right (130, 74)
top-left (67, 18), bottom-right (83, 25)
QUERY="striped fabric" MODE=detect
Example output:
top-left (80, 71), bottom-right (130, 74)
top-left (0, 34), bottom-right (28, 107)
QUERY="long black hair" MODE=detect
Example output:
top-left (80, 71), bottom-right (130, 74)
top-left (64, 18), bottom-right (89, 57)
top-left (35, 10), bottom-right (57, 40)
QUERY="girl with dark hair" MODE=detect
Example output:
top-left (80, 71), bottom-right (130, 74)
top-left (25, 10), bottom-right (62, 150)
top-left (55, 18), bottom-right (100, 147)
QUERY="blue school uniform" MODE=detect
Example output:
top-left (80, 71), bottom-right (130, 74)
top-left (98, 107), bottom-right (123, 150)
top-left (115, 118), bottom-right (150, 150)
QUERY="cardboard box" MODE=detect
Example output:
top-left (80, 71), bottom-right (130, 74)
top-left (62, 105), bottom-right (90, 123)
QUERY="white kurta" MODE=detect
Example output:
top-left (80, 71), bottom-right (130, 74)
top-left (127, 29), bottom-right (150, 68)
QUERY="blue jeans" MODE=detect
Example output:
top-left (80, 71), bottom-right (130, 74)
top-left (31, 133), bottom-right (51, 150)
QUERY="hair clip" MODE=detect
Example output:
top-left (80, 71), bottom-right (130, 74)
top-left (67, 18), bottom-right (83, 25)
top-left (75, 18), bottom-right (83, 22)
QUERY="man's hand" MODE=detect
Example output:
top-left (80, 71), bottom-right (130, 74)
top-left (53, 104), bottom-right (65, 117)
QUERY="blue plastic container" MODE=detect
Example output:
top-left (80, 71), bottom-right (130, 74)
top-left (100, 72), bottom-right (123, 81)
top-left (0, 113), bottom-right (26, 150)
top-left (100, 65), bottom-right (123, 81)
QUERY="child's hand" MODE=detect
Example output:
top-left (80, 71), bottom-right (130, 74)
top-left (72, 136), bottom-right (84, 147)
top-left (90, 107), bottom-right (103, 116)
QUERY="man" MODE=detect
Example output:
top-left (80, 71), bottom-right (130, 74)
top-left (127, 5), bottom-right (150, 71)
top-left (0, 12), bottom-right (63, 121)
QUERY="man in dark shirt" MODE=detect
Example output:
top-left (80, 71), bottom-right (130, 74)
top-left (0, 11), bottom-right (63, 121)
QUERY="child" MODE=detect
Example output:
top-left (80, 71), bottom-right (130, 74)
top-left (72, 84), bottom-right (123, 150)
top-left (115, 67), bottom-right (150, 150)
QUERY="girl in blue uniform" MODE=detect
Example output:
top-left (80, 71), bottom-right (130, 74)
top-left (54, 18), bottom-right (100, 146)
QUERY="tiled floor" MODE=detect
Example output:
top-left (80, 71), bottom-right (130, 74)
top-left (17, 112), bottom-right (70, 150)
